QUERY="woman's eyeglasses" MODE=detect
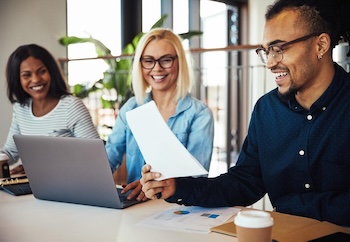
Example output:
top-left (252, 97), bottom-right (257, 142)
top-left (255, 33), bottom-right (321, 64)
top-left (140, 55), bottom-right (177, 69)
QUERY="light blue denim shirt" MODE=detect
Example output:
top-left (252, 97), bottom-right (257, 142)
top-left (105, 92), bottom-right (214, 183)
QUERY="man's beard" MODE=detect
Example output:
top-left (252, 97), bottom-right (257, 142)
top-left (277, 86), bottom-right (297, 102)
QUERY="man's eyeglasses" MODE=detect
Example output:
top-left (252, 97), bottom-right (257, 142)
top-left (140, 55), bottom-right (177, 69)
top-left (255, 33), bottom-right (322, 64)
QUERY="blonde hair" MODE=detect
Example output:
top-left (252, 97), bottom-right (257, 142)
top-left (132, 28), bottom-right (194, 104)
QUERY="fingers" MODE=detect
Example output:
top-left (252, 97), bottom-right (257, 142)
top-left (141, 179), bottom-right (166, 199)
top-left (137, 191), bottom-right (148, 202)
top-left (141, 172), bottom-right (161, 185)
top-left (10, 165), bottom-right (25, 175)
top-left (140, 164), bottom-right (176, 200)
top-left (140, 165), bottom-right (161, 186)
top-left (141, 164), bottom-right (151, 174)
top-left (126, 182), bottom-right (141, 200)
top-left (145, 187), bottom-right (164, 200)
top-left (141, 164), bottom-right (161, 179)
top-left (127, 188), bottom-right (140, 201)
top-left (121, 181), bottom-right (148, 202)
top-left (140, 164), bottom-right (165, 199)
top-left (142, 178), bottom-right (176, 200)
top-left (132, 183), bottom-right (148, 201)
top-left (121, 182), bottom-right (136, 193)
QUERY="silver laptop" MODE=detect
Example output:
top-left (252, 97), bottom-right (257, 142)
top-left (13, 134), bottom-right (143, 209)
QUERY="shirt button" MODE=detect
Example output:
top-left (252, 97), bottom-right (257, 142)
top-left (322, 106), bottom-right (326, 111)
top-left (299, 150), bottom-right (305, 156)
top-left (307, 115), bottom-right (313, 120)
top-left (305, 183), bottom-right (311, 189)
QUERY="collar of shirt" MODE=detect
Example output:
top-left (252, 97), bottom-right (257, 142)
top-left (288, 63), bottom-right (346, 113)
top-left (144, 91), bottom-right (192, 117)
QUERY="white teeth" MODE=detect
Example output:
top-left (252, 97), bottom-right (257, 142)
top-left (274, 72), bottom-right (287, 77)
top-left (153, 75), bottom-right (165, 80)
top-left (31, 85), bottom-right (44, 90)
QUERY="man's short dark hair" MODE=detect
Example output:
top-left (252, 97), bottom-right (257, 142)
top-left (266, 0), bottom-right (350, 54)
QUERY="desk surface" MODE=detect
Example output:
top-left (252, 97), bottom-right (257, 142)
top-left (0, 191), bottom-right (235, 242)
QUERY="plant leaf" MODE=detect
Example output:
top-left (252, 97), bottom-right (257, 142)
top-left (150, 14), bottom-right (168, 29)
top-left (59, 36), bottom-right (91, 46)
top-left (179, 31), bottom-right (203, 40)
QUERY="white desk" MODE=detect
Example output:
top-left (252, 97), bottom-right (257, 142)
top-left (0, 191), bottom-right (236, 242)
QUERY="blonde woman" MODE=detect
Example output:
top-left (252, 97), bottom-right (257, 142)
top-left (106, 28), bottom-right (214, 201)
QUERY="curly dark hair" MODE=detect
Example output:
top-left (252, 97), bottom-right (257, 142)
top-left (6, 44), bottom-right (71, 105)
top-left (266, 0), bottom-right (350, 55)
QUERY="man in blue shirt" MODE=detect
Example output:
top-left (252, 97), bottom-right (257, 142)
top-left (140, 0), bottom-right (350, 227)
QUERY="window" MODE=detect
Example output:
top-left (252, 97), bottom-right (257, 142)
top-left (66, 0), bottom-right (121, 86)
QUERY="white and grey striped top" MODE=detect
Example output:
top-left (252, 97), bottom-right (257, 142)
top-left (1, 95), bottom-right (100, 163)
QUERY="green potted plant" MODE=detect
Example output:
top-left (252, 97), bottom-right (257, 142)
top-left (59, 14), bottom-right (203, 109)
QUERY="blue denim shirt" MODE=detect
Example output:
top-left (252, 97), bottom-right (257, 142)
top-left (105, 92), bottom-right (214, 183)
top-left (168, 63), bottom-right (350, 227)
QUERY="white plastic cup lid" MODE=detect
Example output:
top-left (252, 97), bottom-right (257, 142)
top-left (234, 210), bottom-right (274, 228)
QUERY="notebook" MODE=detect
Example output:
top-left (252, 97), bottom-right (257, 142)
top-left (13, 134), bottom-right (143, 209)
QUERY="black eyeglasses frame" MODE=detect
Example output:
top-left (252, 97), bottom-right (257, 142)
top-left (140, 55), bottom-right (178, 70)
top-left (255, 33), bottom-right (322, 64)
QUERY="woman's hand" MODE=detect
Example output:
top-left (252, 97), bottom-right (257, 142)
top-left (121, 180), bottom-right (148, 202)
top-left (140, 164), bottom-right (176, 200)
top-left (10, 164), bottom-right (25, 175)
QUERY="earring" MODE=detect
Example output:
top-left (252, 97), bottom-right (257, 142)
top-left (317, 54), bottom-right (323, 60)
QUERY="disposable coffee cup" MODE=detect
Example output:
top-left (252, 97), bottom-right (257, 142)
top-left (234, 210), bottom-right (274, 242)
top-left (0, 153), bottom-right (10, 178)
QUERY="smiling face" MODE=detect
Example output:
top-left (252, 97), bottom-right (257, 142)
top-left (141, 39), bottom-right (179, 94)
top-left (262, 9), bottom-right (320, 99)
top-left (19, 56), bottom-right (52, 102)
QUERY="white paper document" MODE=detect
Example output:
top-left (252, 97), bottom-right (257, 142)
top-left (126, 101), bottom-right (208, 180)
top-left (138, 204), bottom-right (240, 233)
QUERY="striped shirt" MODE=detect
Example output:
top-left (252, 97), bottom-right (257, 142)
top-left (1, 95), bottom-right (100, 163)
